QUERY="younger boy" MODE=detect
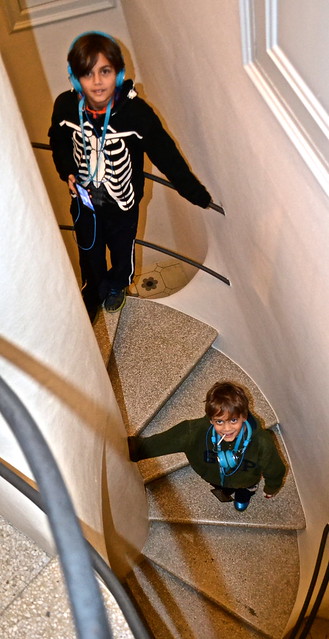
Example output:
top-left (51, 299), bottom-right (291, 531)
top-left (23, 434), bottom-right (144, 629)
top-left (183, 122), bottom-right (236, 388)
top-left (128, 382), bottom-right (286, 511)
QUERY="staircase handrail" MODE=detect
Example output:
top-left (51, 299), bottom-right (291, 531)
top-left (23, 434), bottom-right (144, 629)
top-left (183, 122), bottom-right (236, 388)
top-left (287, 523), bottom-right (329, 638)
top-left (32, 141), bottom-right (230, 285)
top-left (31, 142), bottom-right (225, 215)
top-left (57, 227), bottom-right (230, 286)
top-left (0, 375), bottom-right (152, 639)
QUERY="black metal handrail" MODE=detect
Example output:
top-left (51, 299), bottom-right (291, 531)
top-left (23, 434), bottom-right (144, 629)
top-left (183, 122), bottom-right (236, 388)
top-left (135, 239), bottom-right (230, 285)
top-left (32, 141), bottom-right (229, 285)
top-left (58, 227), bottom-right (230, 286)
top-left (0, 375), bottom-right (152, 639)
top-left (32, 142), bottom-right (225, 215)
top-left (0, 459), bottom-right (152, 639)
top-left (287, 523), bottom-right (329, 639)
top-left (2, 380), bottom-right (328, 639)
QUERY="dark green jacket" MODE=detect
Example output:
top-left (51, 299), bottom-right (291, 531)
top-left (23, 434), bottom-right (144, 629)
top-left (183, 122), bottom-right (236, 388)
top-left (133, 413), bottom-right (286, 494)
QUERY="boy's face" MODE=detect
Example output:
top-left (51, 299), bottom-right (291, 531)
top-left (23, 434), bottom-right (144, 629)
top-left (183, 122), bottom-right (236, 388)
top-left (79, 52), bottom-right (117, 110)
top-left (210, 411), bottom-right (246, 443)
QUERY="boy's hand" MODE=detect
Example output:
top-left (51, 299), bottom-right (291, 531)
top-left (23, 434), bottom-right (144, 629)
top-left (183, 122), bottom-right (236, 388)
top-left (68, 174), bottom-right (77, 196)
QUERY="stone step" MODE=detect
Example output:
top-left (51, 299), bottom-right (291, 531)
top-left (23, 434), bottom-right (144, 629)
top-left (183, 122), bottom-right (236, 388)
top-left (0, 515), bottom-right (134, 638)
top-left (146, 459), bottom-right (305, 531)
top-left (135, 347), bottom-right (278, 484)
top-left (97, 297), bottom-right (305, 639)
top-left (93, 307), bottom-right (121, 367)
top-left (141, 521), bottom-right (299, 638)
top-left (126, 557), bottom-right (268, 639)
top-left (108, 297), bottom-right (217, 434)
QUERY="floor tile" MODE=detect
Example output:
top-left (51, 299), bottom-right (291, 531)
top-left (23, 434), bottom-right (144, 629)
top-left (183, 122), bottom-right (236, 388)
top-left (0, 515), bottom-right (50, 615)
top-left (133, 259), bottom-right (189, 299)
top-left (0, 558), bottom-right (133, 639)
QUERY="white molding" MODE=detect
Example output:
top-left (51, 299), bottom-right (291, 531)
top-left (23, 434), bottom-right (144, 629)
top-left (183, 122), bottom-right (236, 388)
top-left (268, 46), bottom-right (329, 139)
top-left (239, 0), bottom-right (255, 65)
top-left (3, 0), bottom-right (116, 32)
top-left (239, 0), bottom-right (329, 197)
top-left (245, 63), bottom-right (329, 198)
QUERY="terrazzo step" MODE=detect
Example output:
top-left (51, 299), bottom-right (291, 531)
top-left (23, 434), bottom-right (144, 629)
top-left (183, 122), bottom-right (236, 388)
top-left (93, 306), bottom-right (121, 367)
top-left (141, 521), bottom-right (299, 639)
top-left (146, 462), bottom-right (306, 531)
top-left (108, 297), bottom-right (217, 434)
top-left (126, 558), bottom-right (268, 639)
top-left (136, 347), bottom-right (278, 484)
top-left (0, 515), bottom-right (134, 638)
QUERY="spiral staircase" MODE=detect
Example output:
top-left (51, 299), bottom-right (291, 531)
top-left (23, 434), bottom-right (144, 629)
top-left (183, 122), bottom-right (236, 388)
top-left (0, 295), bottom-right (306, 638)
top-left (103, 296), bottom-right (305, 639)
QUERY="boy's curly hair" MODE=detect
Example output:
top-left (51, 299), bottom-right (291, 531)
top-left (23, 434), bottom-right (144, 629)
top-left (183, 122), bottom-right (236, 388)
top-left (205, 382), bottom-right (249, 419)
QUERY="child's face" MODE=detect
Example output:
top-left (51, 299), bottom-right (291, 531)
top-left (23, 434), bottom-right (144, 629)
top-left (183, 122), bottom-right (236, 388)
top-left (79, 52), bottom-right (117, 110)
top-left (210, 411), bottom-right (246, 443)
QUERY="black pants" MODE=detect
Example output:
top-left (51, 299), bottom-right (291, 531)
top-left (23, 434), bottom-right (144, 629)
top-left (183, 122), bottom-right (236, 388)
top-left (211, 484), bottom-right (258, 503)
top-left (71, 192), bottom-right (139, 307)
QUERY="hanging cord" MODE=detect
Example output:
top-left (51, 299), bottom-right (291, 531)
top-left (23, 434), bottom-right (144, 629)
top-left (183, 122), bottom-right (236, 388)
top-left (72, 194), bottom-right (97, 251)
top-left (72, 96), bottom-right (115, 251)
top-left (83, 108), bottom-right (118, 195)
top-left (78, 96), bottom-right (113, 184)
top-left (214, 422), bottom-right (251, 482)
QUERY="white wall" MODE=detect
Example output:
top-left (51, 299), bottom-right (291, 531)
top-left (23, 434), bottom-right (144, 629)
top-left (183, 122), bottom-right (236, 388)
top-left (0, 55), bottom-right (148, 572)
top-left (120, 0), bottom-right (329, 623)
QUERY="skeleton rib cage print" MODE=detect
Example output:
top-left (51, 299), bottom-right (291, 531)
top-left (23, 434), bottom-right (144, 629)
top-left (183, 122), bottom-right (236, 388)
top-left (60, 119), bottom-right (143, 211)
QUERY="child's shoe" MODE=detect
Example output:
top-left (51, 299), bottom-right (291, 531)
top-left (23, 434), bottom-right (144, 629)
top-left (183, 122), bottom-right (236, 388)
top-left (104, 288), bottom-right (126, 313)
top-left (233, 486), bottom-right (257, 512)
top-left (234, 498), bottom-right (250, 512)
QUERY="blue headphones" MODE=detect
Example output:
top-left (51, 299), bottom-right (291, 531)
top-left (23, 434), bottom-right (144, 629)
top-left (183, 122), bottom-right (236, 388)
top-left (67, 31), bottom-right (125, 94)
top-left (210, 420), bottom-right (252, 473)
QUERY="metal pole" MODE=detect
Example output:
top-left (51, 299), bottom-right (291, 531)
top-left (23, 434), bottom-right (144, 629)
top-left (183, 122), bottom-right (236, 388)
top-left (0, 376), bottom-right (112, 639)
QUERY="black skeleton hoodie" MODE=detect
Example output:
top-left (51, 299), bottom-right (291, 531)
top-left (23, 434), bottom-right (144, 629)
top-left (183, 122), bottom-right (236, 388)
top-left (49, 80), bottom-right (211, 212)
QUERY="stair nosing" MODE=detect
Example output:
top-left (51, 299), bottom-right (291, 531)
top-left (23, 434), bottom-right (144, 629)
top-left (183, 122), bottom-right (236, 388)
top-left (137, 554), bottom-right (276, 639)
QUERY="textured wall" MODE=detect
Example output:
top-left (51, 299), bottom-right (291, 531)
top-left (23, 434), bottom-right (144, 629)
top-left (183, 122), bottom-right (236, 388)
top-left (120, 0), bottom-right (329, 621)
top-left (0, 56), bottom-right (147, 573)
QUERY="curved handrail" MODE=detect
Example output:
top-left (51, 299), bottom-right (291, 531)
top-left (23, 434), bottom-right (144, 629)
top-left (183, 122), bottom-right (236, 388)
top-left (58, 224), bottom-right (230, 286)
top-left (135, 239), bottom-right (230, 285)
top-left (31, 142), bottom-right (225, 215)
top-left (142, 171), bottom-right (225, 215)
top-left (0, 375), bottom-right (112, 639)
top-left (0, 459), bottom-right (153, 639)
top-left (2, 383), bottom-right (327, 639)
top-left (287, 523), bottom-right (329, 639)
top-left (58, 226), bottom-right (230, 286)
top-left (32, 141), bottom-right (229, 284)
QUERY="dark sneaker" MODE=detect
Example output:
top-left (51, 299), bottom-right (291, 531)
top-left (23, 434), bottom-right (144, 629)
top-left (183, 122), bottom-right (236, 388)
top-left (103, 288), bottom-right (126, 313)
top-left (233, 486), bottom-right (257, 512)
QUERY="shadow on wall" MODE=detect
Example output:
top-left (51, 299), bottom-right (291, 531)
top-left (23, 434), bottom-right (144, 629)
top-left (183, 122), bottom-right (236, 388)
top-left (0, 335), bottom-right (147, 566)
